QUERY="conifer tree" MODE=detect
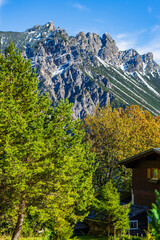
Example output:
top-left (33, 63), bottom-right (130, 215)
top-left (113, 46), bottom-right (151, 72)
top-left (0, 42), bottom-right (95, 240)
top-left (94, 181), bottom-right (130, 237)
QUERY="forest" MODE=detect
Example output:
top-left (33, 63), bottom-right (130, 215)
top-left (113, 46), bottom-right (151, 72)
top-left (0, 42), bottom-right (160, 240)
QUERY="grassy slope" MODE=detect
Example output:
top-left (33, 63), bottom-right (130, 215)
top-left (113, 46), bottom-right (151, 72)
top-left (88, 63), bottom-right (160, 116)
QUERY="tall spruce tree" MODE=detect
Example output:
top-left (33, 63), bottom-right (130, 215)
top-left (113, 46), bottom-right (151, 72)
top-left (0, 42), bottom-right (95, 240)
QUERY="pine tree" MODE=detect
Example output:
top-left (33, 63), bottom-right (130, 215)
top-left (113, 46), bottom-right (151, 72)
top-left (0, 42), bottom-right (95, 240)
top-left (94, 181), bottom-right (130, 237)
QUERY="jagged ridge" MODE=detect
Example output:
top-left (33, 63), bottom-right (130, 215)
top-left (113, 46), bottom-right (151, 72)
top-left (0, 21), bottom-right (160, 118)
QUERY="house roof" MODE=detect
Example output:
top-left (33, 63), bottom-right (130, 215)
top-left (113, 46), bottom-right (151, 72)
top-left (119, 148), bottom-right (160, 168)
top-left (129, 204), bottom-right (148, 218)
top-left (74, 222), bottom-right (89, 230)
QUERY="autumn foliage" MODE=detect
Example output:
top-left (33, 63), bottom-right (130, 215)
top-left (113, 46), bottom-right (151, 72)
top-left (84, 104), bottom-right (160, 187)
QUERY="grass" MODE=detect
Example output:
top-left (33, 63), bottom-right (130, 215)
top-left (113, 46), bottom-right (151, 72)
top-left (77, 236), bottom-right (107, 239)
top-left (0, 237), bottom-right (42, 240)
top-left (0, 236), bottom-right (105, 240)
top-left (0, 235), bottom-right (148, 240)
top-left (0, 237), bottom-right (40, 240)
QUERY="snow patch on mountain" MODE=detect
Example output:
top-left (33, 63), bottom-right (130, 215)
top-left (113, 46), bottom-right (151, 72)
top-left (136, 72), bottom-right (160, 97)
top-left (96, 56), bottom-right (109, 67)
top-left (0, 21), bottom-right (159, 118)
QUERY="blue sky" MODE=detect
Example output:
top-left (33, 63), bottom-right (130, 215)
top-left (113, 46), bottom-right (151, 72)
top-left (1, 0), bottom-right (160, 63)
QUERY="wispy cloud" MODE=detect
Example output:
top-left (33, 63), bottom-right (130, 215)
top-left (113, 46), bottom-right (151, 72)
top-left (151, 25), bottom-right (160, 32)
top-left (113, 29), bottom-right (160, 64)
top-left (135, 25), bottom-right (160, 64)
top-left (148, 6), bottom-right (152, 13)
top-left (137, 37), bottom-right (160, 64)
top-left (115, 27), bottom-right (160, 64)
top-left (0, 0), bottom-right (7, 27)
top-left (116, 33), bottom-right (129, 40)
top-left (0, 0), bottom-right (6, 7)
top-left (116, 39), bottom-right (136, 51)
top-left (71, 3), bottom-right (89, 11)
top-left (115, 32), bottom-right (160, 64)
top-left (114, 29), bottom-right (147, 52)
top-left (94, 18), bottom-right (104, 24)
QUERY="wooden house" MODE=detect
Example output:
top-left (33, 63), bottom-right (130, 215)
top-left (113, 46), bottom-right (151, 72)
top-left (75, 148), bottom-right (160, 236)
top-left (120, 148), bottom-right (160, 235)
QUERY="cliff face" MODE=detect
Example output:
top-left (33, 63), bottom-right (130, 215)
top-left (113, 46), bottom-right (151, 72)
top-left (1, 22), bottom-right (160, 118)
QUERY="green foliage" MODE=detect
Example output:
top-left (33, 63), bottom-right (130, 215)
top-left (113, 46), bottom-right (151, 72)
top-left (148, 190), bottom-right (160, 240)
top-left (42, 228), bottom-right (52, 240)
top-left (0, 42), bottom-right (95, 240)
top-left (114, 237), bottom-right (141, 240)
top-left (93, 181), bottom-right (130, 236)
top-left (145, 227), bottom-right (156, 240)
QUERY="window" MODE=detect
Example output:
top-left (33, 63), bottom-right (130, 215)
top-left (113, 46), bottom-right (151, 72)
top-left (152, 169), bottom-right (158, 179)
top-left (147, 168), bottom-right (160, 180)
top-left (130, 220), bottom-right (138, 230)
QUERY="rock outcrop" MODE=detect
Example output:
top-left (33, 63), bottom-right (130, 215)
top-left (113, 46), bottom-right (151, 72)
top-left (0, 21), bottom-right (160, 118)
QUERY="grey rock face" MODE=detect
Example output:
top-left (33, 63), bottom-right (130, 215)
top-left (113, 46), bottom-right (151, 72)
top-left (0, 21), bottom-right (160, 118)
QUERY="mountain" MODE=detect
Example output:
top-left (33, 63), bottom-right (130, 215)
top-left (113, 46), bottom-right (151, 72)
top-left (1, 21), bottom-right (160, 118)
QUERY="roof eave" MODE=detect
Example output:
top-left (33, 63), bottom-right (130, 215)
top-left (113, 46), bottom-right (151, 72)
top-left (119, 148), bottom-right (160, 168)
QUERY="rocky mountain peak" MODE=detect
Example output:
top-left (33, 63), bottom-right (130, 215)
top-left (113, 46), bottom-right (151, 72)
top-left (76, 31), bottom-right (86, 41)
top-left (99, 33), bottom-right (119, 64)
top-left (142, 52), bottom-right (153, 62)
top-left (45, 21), bottom-right (56, 31)
top-left (101, 32), bottom-right (117, 47)
top-left (26, 21), bottom-right (56, 35)
top-left (27, 24), bottom-right (41, 32)
top-left (0, 22), bottom-right (160, 118)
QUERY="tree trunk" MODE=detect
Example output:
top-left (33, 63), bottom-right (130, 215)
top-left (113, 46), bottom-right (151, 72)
top-left (11, 199), bottom-right (25, 240)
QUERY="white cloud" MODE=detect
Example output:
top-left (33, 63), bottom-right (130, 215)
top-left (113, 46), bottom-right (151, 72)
top-left (71, 3), bottom-right (89, 11)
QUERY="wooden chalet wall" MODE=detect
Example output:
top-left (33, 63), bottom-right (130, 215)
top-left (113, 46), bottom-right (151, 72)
top-left (130, 210), bottom-right (148, 236)
top-left (132, 154), bottom-right (160, 208)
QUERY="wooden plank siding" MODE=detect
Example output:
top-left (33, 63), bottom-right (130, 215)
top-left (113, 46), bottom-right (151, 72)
top-left (132, 154), bottom-right (160, 207)
top-left (130, 211), bottom-right (148, 236)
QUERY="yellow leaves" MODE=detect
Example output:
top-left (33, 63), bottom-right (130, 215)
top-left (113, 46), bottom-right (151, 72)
top-left (84, 104), bottom-right (160, 161)
top-left (84, 105), bottom-right (160, 189)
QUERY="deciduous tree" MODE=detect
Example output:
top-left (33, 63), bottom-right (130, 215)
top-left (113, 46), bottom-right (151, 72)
top-left (84, 105), bottom-right (160, 189)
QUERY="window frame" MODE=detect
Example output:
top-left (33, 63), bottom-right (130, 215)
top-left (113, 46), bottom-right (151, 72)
top-left (147, 168), bottom-right (160, 181)
top-left (152, 168), bottom-right (159, 180)
top-left (129, 220), bottom-right (138, 230)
